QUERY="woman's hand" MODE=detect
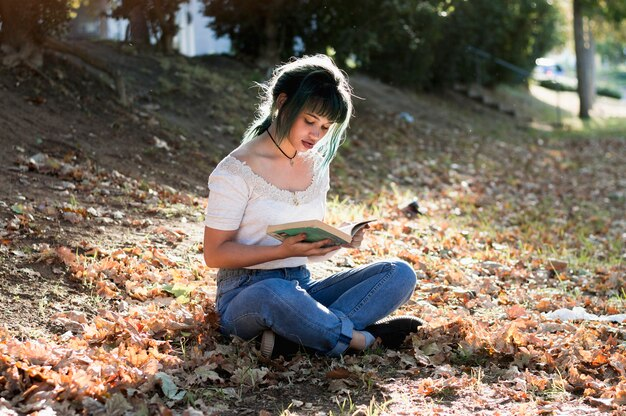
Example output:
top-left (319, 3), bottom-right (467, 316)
top-left (203, 227), bottom-right (339, 268)
top-left (279, 233), bottom-right (342, 258)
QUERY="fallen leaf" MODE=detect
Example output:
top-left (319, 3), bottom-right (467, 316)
top-left (326, 368), bottom-right (353, 380)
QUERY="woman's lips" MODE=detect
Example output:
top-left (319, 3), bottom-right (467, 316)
top-left (302, 140), bottom-right (315, 149)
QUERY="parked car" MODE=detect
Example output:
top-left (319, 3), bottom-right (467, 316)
top-left (533, 58), bottom-right (564, 80)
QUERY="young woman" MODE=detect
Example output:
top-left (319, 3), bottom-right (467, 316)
top-left (203, 54), bottom-right (421, 358)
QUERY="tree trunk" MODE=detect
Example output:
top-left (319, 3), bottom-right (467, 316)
top-left (159, 31), bottom-right (175, 54)
top-left (129, 5), bottom-right (150, 46)
top-left (151, 0), bottom-right (178, 54)
top-left (0, 0), bottom-right (42, 67)
top-left (97, 0), bottom-right (109, 38)
top-left (573, 0), bottom-right (595, 119)
top-left (256, 15), bottom-right (281, 71)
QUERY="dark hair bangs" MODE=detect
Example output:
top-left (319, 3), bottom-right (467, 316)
top-left (303, 91), bottom-right (347, 124)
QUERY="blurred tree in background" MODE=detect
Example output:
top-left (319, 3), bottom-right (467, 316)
top-left (202, 0), bottom-right (317, 68)
top-left (430, 0), bottom-right (563, 86)
top-left (596, 29), bottom-right (626, 66)
top-left (203, 0), bottom-right (563, 90)
top-left (572, 0), bottom-right (626, 118)
top-left (68, 0), bottom-right (109, 39)
top-left (0, 0), bottom-right (77, 67)
top-left (319, 0), bottom-right (563, 88)
top-left (111, 0), bottom-right (189, 53)
top-left (303, 0), bottom-right (443, 88)
top-left (361, 1), bottom-right (442, 88)
top-left (298, 0), bottom-right (383, 70)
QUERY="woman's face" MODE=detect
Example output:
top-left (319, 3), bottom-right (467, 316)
top-left (287, 110), bottom-right (332, 152)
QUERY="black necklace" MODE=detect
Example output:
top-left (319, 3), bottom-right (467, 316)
top-left (266, 128), bottom-right (297, 166)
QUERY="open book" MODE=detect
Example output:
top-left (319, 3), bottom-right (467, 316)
top-left (267, 219), bottom-right (376, 246)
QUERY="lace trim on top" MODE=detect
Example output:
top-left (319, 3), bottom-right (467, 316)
top-left (220, 155), bottom-right (327, 206)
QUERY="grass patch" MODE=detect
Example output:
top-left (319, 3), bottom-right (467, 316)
top-left (495, 83), bottom-right (576, 125)
top-left (325, 196), bottom-right (383, 225)
top-left (597, 66), bottom-right (626, 87)
top-left (545, 117), bottom-right (626, 140)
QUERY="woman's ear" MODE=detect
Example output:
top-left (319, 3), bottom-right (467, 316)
top-left (276, 93), bottom-right (288, 110)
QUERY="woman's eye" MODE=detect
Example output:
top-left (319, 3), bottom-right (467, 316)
top-left (305, 119), bottom-right (314, 125)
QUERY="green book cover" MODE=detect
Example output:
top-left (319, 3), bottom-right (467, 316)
top-left (267, 219), bottom-right (375, 246)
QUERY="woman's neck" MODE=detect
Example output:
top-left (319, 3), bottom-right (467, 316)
top-left (266, 126), bottom-right (297, 162)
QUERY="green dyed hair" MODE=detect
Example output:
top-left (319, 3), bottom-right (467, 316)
top-left (242, 54), bottom-right (353, 170)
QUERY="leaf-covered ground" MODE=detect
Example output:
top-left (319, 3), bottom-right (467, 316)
top-left (0, 42), bottom-right (624, 415)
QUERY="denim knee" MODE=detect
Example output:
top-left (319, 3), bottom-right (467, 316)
top-left (390, 260), bottom-right (417, 296)
top-left (245, 278), bottom-right (301, 305)
top-left (221, 278), bottom-right (303, 332)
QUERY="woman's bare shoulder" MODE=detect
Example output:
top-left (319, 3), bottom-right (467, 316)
top-left (230, 143), bottom-right (252, 162)
top-left (231, 138), bottom-right (274, 170)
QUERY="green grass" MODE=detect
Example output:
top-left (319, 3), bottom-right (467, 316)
top-left (597, 66), bottom-right (626, 87)
top-left (495, 83), bottom-right (577, 125)
top-left (327, 395), bottom-right (392, 416)
top-left (451, 345), bottom-right (489, 367)
top-left (325, 196), bottom-right (382, 225)
top-left (608, 288), bottom-right (626, 309)
top-left (545, 117), bottom-right (626, 140)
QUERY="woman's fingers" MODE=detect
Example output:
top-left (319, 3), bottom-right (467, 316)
top-left (299, 239), bottom-right (340, 255)
top-left (310, 243), bottom-right (341, 256)
top-left (281, 235), bottom-right (340, 256)
top-left (282, 233), bottom-right (308, 245)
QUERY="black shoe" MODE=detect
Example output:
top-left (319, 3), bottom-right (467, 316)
top-left (260, 330), bottom-right (310, 360)
top-left (364, 316), bottom-right (424, 349)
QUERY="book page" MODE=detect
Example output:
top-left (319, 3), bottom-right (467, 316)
top-left (338, 219), bottom-right (376, 237)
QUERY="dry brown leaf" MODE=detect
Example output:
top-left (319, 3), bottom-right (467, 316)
top-left (507, 305), bottom-right (528, 319)
top-left (325, 368), bottom-right (353, 380)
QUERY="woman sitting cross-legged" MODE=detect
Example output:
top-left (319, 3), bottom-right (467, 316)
top-left (203, 54), bottom-right (422, 359)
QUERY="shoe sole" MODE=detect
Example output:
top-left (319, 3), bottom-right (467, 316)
top-left (260, 329), bottom-right (275, 358)
top-left (364, 315), bottom-right (424, 349)
top-left (372, 315), bottom-right (425, 327)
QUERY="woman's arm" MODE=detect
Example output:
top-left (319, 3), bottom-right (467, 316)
top-left (203, 226), bottom-right (341, 269)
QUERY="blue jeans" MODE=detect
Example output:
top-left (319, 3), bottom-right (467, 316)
top-left (216, 260), bottom-right (417, 356)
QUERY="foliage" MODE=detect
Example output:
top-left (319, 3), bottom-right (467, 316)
top-left (304, 0), bottom-right (444, 88)
top-left (539, 79), bottom-right (577, 92)
top-left (595, 20), bottom-right (626, 64)
top-left (539, 70), bottom-right (622, 99)
top-left (597, 38), bottom-right (626, 65)
top-left (111, 0), bottom-right (189, 52)
top-left (596, 85), bottom-right (622, 99)
top-left (307, 0), bottom-right (563, 89)
top-left (202, 0), bottom-right (563, 89)
top-left (358, 1), bottom-right (443, 89)
top-left (298, 0), bottom-right (385, 68)
top-left (428, 0), bottom-right (564, 86)
top-left (0, 0), bottom-right (78, 42)
top-left (201, 0), bottom-right (315, 62)
top-left (578, 0), bottom-right (626, 23)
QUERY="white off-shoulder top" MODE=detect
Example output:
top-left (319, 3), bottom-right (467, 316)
top-left (204, 155), bottom-right (330, 269)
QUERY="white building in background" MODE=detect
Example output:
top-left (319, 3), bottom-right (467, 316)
top-left (78, 0), bottom-right (230, 56)
top-left (175, 0), bottom-right (231, 56)
top-left (106, 19), bottom-right (128, 42)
